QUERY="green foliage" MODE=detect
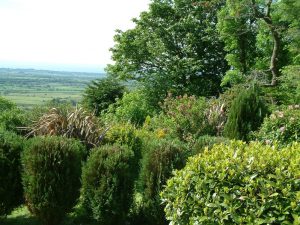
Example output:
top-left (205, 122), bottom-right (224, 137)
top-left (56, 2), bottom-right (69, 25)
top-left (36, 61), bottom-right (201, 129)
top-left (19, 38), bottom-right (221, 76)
top-left (107, 0), bottom-right (228, 103)
top-left (82, 77), bottom-right (125, 116)
top-left (217, 0), bottom-right (257, 77)
top-left (0, 96), bottom-right (15, 112)
top-left (104, 90), bottom-right (156, 126)
top-left (22, 136), bottom-right (85, 225)
top-left (224, 86), bottom-right (268, 141)
top-left (81, 144), bottom-right (137, 225)
top-left (0, 97), bottom-right (27, 134)
top-left (0, 130), bottom-right (24, 216)
top-left (217, 0), bottom-right (295, 86)
top-left (134, 138), bottom-right (187, 225)
top-left (161, 141), bottom-right (300, 224)
top-left (190, 135), bottom-right (230, 156)
top-left (278, 65), bottom-right (300, 104)
top-left (104, 123), bottom-right (142, 154)
top-left (149, 95), bottom-right (209, 142)
top-left (254, 105), bottom-right (300, 145)
top-left (279, 0), bottom-right (300, 64)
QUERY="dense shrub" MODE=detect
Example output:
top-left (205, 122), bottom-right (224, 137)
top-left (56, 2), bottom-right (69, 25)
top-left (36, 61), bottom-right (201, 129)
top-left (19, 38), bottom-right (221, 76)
top-left (81, 144), bottom-right (137, 225)
top-left (0, 97), bottom-right (27, 134)
top-left (104, 90), bottom-right (156, 126)
top-left (254, 105), bottom-right (300, 145)
top-left (190, 135), bottom-right (230, 155)
top-left (82, 77), bottom-right (125, 116)
top-left (224, 86), bottom-right (268, 141)
top-left (0, 96), bottom-right (15, 112)
top-left (161, 141), bottom-right (300, 224)
top-left (0, 130), bottom-right (24, 216)
top-left (104, 123), bottom-right (142, 153)
top-left (134, 138), bottom-right (187, 225)
top-left (149, 94), bottom-right (214, 142)
top-left (22, 136), bottom-right (85, 225)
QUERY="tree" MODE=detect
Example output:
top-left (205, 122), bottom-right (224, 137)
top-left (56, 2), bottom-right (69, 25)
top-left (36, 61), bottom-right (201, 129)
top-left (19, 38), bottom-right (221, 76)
top-left (82, 77), bottom-right (125, 116)
top-left (218, 0), bottom-right (293, 86)
top-left (107, 0), bottom-right (228, 104)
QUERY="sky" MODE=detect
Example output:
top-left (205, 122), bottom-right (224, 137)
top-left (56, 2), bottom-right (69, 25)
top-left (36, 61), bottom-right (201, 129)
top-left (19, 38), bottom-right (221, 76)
top-left (0, 0), bottom-right (150, 72)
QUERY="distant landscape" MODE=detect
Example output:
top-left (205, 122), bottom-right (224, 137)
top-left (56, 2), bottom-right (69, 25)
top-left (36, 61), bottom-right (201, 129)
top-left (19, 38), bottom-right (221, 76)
top-left (0, 68), bottom-right (105, 108)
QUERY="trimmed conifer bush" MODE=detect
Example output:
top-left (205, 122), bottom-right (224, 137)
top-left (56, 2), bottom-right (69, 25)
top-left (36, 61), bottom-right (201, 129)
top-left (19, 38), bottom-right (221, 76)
top-left (22, 136), bottom-right (85, 225)
top-left (0, 130), bottom-right (24, 216)
top-left (224, 86), bottom-right (267, 141)
top-left (161, 141), bottom-right (300, 224)
top-left (135, 138), bottom-right (187, 225)
top-left (81, 144), bottom-right (137, 225)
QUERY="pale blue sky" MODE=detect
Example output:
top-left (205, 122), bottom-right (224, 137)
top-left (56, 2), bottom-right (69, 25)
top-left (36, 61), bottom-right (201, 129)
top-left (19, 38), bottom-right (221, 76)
top-left (0, 0), bottom-right (150, 72)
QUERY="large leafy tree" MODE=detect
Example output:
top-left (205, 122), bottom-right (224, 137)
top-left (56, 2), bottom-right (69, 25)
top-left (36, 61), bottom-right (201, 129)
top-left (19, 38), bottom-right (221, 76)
top-left (218, 0), bottom-right (295, 86)
top-left (107, 0), bottom-right (228, 104)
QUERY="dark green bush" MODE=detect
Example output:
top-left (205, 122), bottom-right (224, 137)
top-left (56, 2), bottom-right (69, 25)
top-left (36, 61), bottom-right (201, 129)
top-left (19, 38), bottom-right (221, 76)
top-left (190, 135), bottom-right (230, 155)
top-left (22, 136), bottom-right (85, 225)
top-left (83, 77), bottom-right (125, 116)
top-left (0, 130), bottom-right (24, 216)
top-left (254, 105), bottom-right (300, 145)
top-left (161, 141), bottom-right (300, 224)
top-left (81, 144), bottom-right (137, 225)
top-left (224, 86), bottom-right (268, 141)
top-left (134, 138), bottom-right (187, 225)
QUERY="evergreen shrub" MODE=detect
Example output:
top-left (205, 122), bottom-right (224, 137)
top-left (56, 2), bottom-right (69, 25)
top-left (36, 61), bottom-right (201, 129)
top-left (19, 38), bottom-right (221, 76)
top-left (161, 141), bottom-right (300, 224)
top-left (0, 130), bottom-right (24, 216)
top-left (22, 136), bottom-right (85, 225)
top-left (224, 86), bottom-right (267, 141)
top-left (81, 144), bottom-right (136, 225)
top-left (135, 138), bottom-right (187, 225)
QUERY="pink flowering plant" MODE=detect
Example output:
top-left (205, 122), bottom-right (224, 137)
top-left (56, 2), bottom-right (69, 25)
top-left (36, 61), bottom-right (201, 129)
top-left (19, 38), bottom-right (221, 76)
top-left (253, 105), bottom-right (300, 145)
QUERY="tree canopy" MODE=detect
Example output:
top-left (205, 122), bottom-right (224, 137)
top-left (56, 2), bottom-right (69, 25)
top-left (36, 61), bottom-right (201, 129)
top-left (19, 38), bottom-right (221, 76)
top-left (107, 0), bottom-right (229, 103)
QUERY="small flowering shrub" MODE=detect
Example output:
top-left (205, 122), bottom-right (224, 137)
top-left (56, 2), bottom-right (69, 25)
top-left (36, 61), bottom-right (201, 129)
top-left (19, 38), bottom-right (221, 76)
top-left (150, 94), bottom-right (215, 142)
top-left (254, 105), bottom-right (300, 145)
top-left (161, 141), bottom-right (300, 224)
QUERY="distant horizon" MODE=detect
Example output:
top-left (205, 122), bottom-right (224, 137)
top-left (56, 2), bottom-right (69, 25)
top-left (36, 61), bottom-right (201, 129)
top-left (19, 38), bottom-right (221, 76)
top-left (0, 61), bottom-right (106, 73)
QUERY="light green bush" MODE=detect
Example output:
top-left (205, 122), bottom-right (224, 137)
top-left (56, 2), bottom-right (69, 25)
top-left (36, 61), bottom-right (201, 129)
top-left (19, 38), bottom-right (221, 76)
top-left (254, 105), bottom-right (300, 145)
top-left (161, 141), bottom-right (300, 224)
top-left (104, 90), bottom-right (156, 126)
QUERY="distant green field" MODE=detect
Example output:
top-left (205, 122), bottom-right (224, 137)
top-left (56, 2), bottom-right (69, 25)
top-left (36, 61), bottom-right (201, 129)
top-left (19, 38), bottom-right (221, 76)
top-left (0, 68), bottom-right (105, 108)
